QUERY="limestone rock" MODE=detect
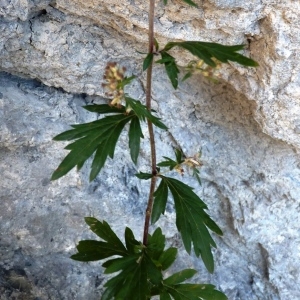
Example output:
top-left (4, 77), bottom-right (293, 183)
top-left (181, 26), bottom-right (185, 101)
top-left (0, 0), bottom-right (300, 299)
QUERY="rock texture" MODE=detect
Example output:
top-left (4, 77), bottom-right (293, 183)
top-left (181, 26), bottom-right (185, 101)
top-left (1, 1), bottom-right (300, 299)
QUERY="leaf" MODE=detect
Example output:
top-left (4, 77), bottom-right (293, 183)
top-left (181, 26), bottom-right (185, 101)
top-left (166, 284), bottom-right (228, 300)
top-left (143, 53), bottom-right (154, 71)
top-left (71, 218), bottom-right (128, 262)
top-left (83, 104), bottom-right (126, 114)
top-left (154, 38), bottom-right (159, 51)
top-left (182, 0), bottom-right (197, 7)
top-left (161, 176), bottom-right (223, 273)
top-left (158, 52), bottom-right (180, 89)
top-left (119, 75), bottom-right (136, 89)
top-left (158, 247), bottom-right (177, 271)
top-left (135, 172), bottom-right (153, 180)
top-left (151, 179), bottom-right (169, 224)
top-left (125, 227), bottom-right (140, 254)
top-left (160, 291), bottom-right (172, 300)
top-left (125, 96), bottom-right (168, 130)
top-left (157, 157), bottom-right (178, 170)
top-left (103, 252), bottom-right (162, 300)
top-left (129, 116), bottom-right (144, 164)
top-left (51, 113), bottom-right (133, 181)
top-left (164, 41), bottom-right (258, 67)
top-left (85, 217), bottom-right (127, 253)
top-left (71, 240), bottom-right (126, 262)
top-left (147, 227), bottom-right (166, 260)
top-left (164, 269), bottom-right (197, 285)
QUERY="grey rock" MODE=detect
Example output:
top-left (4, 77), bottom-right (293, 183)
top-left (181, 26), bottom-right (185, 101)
top-left (0, 0), bottom-right (300, 299)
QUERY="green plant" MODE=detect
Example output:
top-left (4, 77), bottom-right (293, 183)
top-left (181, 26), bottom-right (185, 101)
top-left (51, 1), bottom-right (258, 299)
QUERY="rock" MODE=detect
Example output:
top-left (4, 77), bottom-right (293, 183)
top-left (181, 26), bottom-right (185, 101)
top-left (0, 0), bottom-right (300, 299)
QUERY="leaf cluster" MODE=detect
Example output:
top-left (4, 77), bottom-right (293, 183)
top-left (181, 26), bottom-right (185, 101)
top-left (71, 218), bottom-right (226, 299)
top-left (152, 176), bottom-right (223, 273)
top-left (154, 42), bottom-right (258, 89)
top-left (51, 99), bottom-right (167, 181)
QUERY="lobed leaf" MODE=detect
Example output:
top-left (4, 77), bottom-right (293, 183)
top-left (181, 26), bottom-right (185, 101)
top-left (103, 252), bottom-right (162, 300)
top-left (160, 176), bottom-right (223, 273)
top-left (83, 104), bottom-right (126, 114)
top-left (167, 284), bottom-right (228, 300)
top-left (51, 114), bottom-right (133, 181)
top-left (147, 227), bottom-right (166, 260)
top-left (125, 96), bottom-right (168, 130)
top-left (164, 41), bottom-right (258, 67)
top-left (158, 247), bottom-right (177, 271)
top-left (157, 157), bottom-right (178, 170)
top-left (71, 240), bottom-right (125, 262)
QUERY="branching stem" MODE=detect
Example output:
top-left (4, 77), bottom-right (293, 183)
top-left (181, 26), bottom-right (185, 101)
top-left (143, 0), bottom-right (157, 246)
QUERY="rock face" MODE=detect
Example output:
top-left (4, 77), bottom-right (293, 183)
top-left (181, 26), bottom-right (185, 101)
top-left (0, 1), bottom-right (299, 299)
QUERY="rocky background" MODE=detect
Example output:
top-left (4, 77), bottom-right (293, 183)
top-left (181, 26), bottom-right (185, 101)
top-left (1, 0), bottom-right (299, 299)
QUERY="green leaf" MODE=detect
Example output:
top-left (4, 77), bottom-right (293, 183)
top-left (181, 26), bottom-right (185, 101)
top-left (166, 284), bottom-right (228, 300)
top-left (85, 217), bottom-right (127, 252)
top-left (71, 240), bottom-right (125, 262)
top-left (119, 75), bottom-right (136, 89)
top-left (164, 269), bottom-right (197, 285)
top-left (129, 116), bottom-right (144, 164)
top-left (125, 227), bottom-right (140, 254)
top-left (83, 104), bottom-right (126, 114)
top-left (160, 291), bottom-right (172, 300)
top-left (147, 227), bottom-right (166, 260)
top-left (193, 168), bottom-right (202, 186)
top-left (125, 96), bottom-right (168, 130)
top-left (143, 53), bottom-right (154, 71)
top-left (161, 176), bottom-right (223, 273)
top-left (151, 179), bottom-right (169, 224)
top-left (157, 157), bottom-right (178, 170)
top-left (158, 52), bottom-right (180, 89)
top-left (103, 252), bottom-right (162, 300)
top-left (71, 218), bottom-right (129, 262)
top-left (182, 0), bottom-right (197, 7)
top-left (135, 172), bottom-right (153, 180)
top-left (158, 247), bottom-right (178, 271)
top-left (164, 41), bottom-right (258, 67)
top-left (51, 113), bottom-right (133, 181)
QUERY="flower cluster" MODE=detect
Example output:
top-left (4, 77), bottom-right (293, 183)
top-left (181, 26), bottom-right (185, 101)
top-left (102, 62), bottom-right (126, 107)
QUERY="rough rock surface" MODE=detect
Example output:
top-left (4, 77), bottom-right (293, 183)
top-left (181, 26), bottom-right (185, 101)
top-left (0, 1), bottom-right (300, 299)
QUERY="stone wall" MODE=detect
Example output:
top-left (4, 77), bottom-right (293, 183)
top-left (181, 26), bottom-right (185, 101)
top-left (1, 1), bottom-right (299, 299)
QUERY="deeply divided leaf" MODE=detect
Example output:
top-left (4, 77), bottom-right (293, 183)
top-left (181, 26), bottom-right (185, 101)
top-left (164, 41), bottom-right (258, 67)
top-left (163, 283), bottom-right (227, 300)
top-left (160, 176), bottom-right (223, 273)
top-left (125, 96), bottom-right (168, 130)
top-left (51, 113), bottom-right (133, 181)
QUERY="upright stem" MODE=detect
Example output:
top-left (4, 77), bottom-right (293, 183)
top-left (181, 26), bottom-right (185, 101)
top-left (143, 0), bottom-right (157, 246)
